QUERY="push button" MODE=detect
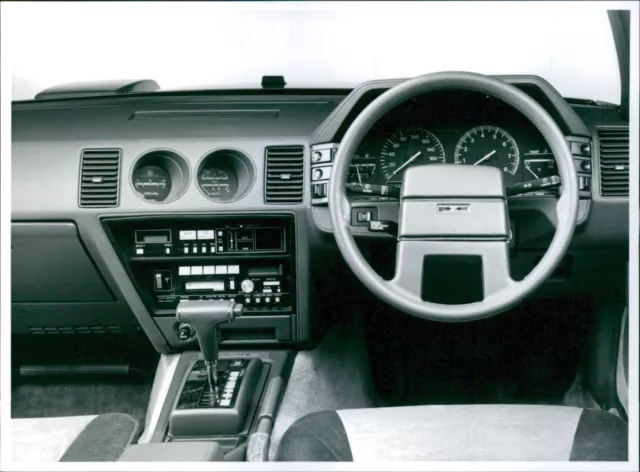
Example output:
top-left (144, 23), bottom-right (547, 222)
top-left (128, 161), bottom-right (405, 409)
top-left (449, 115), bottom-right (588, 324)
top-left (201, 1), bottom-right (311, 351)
top-left (357, 211), bottom-right (372, 222)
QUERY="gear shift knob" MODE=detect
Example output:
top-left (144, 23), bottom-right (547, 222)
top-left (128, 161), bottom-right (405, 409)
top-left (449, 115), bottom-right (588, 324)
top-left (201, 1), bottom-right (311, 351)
top-left (176, 299), bottom-right (243, 401)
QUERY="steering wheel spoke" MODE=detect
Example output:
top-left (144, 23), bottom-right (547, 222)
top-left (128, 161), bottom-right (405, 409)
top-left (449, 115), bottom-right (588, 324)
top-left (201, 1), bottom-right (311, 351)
top-left (390, 240), bottom-right (515, 301)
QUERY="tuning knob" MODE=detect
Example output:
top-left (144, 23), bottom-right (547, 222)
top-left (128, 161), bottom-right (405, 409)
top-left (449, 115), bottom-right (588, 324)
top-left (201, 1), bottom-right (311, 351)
top-left (240, 279), bottom-right (254, 293)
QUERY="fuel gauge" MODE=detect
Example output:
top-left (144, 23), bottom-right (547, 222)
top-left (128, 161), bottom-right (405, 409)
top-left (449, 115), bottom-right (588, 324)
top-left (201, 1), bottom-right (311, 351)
top-left (348, 163), bottom-right (377, 185)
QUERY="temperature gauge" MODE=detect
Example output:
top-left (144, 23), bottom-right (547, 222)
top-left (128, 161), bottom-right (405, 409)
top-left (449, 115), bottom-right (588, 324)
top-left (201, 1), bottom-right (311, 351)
top-left (524, 156), bottom-right (557, 179)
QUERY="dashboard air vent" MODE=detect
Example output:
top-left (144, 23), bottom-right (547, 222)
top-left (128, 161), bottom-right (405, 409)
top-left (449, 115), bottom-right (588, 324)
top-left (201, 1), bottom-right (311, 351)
top-left (79, 149), bottom-right (121, 207)
top-left (598, 127), bottom-right (629, 197)
top-left (265, 146), bottom-right (304, 203)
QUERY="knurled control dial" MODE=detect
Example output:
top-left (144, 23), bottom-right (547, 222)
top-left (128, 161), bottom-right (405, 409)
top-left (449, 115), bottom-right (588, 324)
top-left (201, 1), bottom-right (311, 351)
top-left (240, 279), bottom-right (254, 293)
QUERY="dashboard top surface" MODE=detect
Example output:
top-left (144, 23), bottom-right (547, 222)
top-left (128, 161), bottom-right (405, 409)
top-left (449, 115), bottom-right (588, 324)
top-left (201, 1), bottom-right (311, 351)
top-left (10, 76), bottom-right (628, 229)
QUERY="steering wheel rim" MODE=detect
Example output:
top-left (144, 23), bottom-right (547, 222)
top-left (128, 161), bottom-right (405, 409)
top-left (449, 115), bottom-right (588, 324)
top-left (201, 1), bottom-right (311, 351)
top-left (328, 71), bottom-right (579, 322)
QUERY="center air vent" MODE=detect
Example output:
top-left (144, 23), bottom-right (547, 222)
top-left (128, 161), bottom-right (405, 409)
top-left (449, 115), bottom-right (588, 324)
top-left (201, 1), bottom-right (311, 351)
top-left (598, 127), bottom-right (629, 197)
top-left (265, 146), bottom-right (304, 204)
top-left (79, 149), bottom-right (121, 207)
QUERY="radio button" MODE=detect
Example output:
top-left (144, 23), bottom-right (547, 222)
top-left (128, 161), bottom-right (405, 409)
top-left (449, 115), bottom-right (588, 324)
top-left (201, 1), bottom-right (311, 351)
top-left (197, 230), bottom-right (215, 240)
top-left (179, 230), bottom-right (197, 241)
top-left (228, 265), bottom-right (240, 274)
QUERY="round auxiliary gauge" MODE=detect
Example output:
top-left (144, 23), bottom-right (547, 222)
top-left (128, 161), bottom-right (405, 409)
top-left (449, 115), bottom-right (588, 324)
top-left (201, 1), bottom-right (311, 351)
top-left (132, 165), bottom-right (171, 202)
top-left (454, 125), bottom-right (520, 175)
top-left (197, 165), bottom-right (239, 201)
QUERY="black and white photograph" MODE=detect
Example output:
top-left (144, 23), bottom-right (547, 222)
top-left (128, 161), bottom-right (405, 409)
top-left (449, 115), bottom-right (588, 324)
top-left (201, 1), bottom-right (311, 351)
top-left (0, 2), bottom-right (637, 470)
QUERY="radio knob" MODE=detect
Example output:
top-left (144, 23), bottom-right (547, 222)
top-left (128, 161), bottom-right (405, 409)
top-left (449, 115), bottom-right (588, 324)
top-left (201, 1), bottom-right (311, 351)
top-left (240, 279), bottom-right (254, 293)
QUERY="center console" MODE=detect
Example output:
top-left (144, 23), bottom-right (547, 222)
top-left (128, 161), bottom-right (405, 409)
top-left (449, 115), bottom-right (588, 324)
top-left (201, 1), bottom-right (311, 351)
top-left (102, 215), bottom-right (299, 460)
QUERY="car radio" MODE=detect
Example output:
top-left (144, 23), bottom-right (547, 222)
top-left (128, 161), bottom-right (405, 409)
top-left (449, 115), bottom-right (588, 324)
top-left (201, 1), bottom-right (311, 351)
top-left (136, 260), bottom-right (292, 314)
top-left (132, 226), bottom-right (285, 258)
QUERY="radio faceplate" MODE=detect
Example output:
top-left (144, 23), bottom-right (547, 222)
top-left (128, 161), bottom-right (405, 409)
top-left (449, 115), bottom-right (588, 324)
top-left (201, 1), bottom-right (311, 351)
top-left (133, 260), bottom-right (292, 315)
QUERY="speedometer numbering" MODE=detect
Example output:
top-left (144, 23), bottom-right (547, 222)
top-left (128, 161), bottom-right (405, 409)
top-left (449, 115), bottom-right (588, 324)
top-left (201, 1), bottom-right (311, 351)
top-left (379, 128), bottom-right (445, 184)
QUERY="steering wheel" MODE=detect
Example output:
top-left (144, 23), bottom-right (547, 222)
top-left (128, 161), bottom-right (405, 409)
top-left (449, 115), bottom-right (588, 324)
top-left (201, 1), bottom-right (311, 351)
top-left (328, 72), bottom-right (579, 322)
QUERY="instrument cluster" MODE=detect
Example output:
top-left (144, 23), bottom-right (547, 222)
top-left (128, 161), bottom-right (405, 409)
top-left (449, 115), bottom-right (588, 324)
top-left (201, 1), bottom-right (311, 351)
top-left (346, 91), bottom-right (558, 192)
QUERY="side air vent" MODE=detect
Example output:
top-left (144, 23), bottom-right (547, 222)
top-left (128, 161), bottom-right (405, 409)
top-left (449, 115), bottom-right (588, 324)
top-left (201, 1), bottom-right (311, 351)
top-left (264, 146), bottom-right (304, 203)
top-left (79, 149), bottom-right (121, 207)
top-left (598, 127), bottom-right (629, 197)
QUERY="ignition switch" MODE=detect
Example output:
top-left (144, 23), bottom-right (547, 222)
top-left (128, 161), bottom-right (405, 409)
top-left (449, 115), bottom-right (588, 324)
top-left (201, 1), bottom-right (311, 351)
top-left (177, 322), bottom-right (194, 341)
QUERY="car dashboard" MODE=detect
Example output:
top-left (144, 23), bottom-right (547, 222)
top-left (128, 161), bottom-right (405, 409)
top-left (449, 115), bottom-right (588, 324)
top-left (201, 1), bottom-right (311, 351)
top-left (10, 75), bottom-right (630, 354)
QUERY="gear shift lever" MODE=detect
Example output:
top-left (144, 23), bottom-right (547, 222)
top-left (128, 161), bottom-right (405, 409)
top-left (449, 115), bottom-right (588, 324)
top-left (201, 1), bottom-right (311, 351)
top-left (176, 299), bottom-right (243, 402)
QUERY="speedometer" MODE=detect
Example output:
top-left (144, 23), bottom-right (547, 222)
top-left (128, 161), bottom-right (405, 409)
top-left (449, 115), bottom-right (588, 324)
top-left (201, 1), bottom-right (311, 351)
top-left (379, 128), bottom-right (445, 184)
top-left (454, 125), bottom-right (520, 175)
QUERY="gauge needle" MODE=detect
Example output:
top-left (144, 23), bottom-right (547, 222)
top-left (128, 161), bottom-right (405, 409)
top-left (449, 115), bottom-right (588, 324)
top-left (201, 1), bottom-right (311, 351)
top-left (473, 150), bottom-right (497, 166)
top-left (390, 151), bottom-right (422, 177)
top-left (355, 165), bottom-right (362, 184)
top-left (525, 163), bottom-right (540, 179)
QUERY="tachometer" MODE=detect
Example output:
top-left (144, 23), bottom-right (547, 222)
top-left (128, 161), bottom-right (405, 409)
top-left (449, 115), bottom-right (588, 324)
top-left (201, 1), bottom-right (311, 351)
top-left (454, 126), bottom-right (520, 175)
top-left (379, 128), bottom-right (445, 184)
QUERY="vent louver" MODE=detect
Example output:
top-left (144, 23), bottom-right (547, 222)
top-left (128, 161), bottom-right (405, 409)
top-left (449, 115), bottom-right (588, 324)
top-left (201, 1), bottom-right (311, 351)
top-left (264, 146), bottom-right (304, 204)
top-left (598, 127), bottom-right (629, 197)
top-left (79, 149), bottom-right (121, 207)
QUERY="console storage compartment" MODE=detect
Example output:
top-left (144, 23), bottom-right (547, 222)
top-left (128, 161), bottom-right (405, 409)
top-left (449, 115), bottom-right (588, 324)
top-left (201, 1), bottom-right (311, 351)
top-left (118, 442), bottom-right (224, 462)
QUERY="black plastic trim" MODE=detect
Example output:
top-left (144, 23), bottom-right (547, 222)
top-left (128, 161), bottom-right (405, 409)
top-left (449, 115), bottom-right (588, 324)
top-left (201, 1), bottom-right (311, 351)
top-left (310, 75), bottom-right (591, 145)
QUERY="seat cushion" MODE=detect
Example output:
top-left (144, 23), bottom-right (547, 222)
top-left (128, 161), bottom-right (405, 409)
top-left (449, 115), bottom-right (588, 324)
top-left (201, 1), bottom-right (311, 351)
top-left (276, 405), bottom-right (628, 462)
top-left (12, 413), bottom-right (139, 462)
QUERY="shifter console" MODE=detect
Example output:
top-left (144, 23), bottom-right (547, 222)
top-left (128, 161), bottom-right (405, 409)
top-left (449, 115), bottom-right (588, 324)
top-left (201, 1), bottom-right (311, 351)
top-left (170, 357), bottom-right (263, 437)
top-left (176, 359), bottom-right (253, 409)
